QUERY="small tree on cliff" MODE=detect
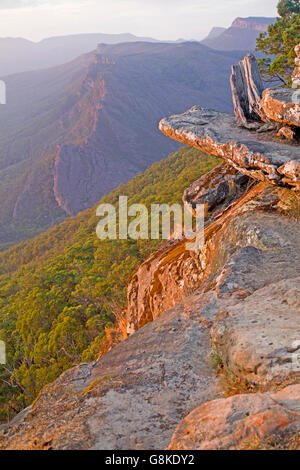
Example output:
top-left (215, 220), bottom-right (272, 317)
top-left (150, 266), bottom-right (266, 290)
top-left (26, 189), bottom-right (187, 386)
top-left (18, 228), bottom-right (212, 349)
top-left (256, 0), bottom-right (300, 85)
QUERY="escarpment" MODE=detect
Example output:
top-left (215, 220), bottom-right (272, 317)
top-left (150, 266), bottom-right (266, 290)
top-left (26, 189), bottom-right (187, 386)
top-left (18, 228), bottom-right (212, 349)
top-left (1, 49), bottom-right (300, 451)
top-left (2, 41), bottom-right (245, 249)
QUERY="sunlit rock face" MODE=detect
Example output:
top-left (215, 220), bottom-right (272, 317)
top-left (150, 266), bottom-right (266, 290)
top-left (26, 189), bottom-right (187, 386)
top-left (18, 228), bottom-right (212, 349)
top-left (261, 87), bottom-right (300, 128)
top-left (159, 106), bottom-right (300, 190)
top-left (169, 385), bottom-right (300, 450)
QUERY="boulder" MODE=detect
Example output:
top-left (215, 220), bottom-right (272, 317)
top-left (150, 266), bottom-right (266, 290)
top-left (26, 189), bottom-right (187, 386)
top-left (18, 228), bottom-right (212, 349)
top-left (261, 87), bottom-right (300, 127)
top-left (277, 126), bottom-right (296, 141)
top-left (212, 277), bottom-right (300, 389)
top-left (169, 385), bottom-right (300, 450)
top-left (278, 160), bottom-right (300, 188)
top-left (183, 163), bottom-right (249, 217)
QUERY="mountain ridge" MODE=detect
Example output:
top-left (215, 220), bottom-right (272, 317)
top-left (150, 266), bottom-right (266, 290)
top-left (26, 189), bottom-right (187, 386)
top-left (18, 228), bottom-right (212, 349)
top-left (202, 16), bottom-right (276, 51)
top-left (0, 32), bottom-right (160, 77)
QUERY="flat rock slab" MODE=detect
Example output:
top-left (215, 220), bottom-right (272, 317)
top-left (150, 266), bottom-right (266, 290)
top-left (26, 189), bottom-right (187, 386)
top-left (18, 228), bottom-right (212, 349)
top-left (262, 87), bottom-right (300, 127)
top-left (159, 106), bottom-right (300, 189)
top-left (212, 277), bottom-right (300, 388)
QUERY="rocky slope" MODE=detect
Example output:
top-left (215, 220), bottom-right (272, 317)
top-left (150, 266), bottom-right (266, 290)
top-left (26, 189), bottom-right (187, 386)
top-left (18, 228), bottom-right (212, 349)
top-left (1, 50), bottom-right (299, 451)
top-left (1, 176), bottom-right (299, 450)
top-left (203, 27), bottom-right (226, 41)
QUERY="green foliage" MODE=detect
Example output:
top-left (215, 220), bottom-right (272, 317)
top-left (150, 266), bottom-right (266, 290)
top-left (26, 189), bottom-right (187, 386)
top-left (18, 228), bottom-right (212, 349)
top-left (256, 0), bottom-right (300, 85)
top-left (0, 147), bottom-right (220, 422)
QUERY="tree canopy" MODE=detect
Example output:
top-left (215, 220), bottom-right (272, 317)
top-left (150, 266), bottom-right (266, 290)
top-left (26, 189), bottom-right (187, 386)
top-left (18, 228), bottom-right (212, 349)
top-left (256, 0), bottom-right (300, 85)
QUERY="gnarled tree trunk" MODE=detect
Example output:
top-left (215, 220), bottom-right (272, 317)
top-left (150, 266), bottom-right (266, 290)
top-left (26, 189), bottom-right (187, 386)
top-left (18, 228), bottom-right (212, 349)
top-left (230, 53), bottom-right (268, 127)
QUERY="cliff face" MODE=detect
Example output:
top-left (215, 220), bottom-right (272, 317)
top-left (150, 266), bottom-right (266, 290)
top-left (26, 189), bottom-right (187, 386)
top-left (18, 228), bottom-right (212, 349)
top-left (231, 17), bottom-right (276, 31)
top-left (126, 163), bottom-right (250, 335)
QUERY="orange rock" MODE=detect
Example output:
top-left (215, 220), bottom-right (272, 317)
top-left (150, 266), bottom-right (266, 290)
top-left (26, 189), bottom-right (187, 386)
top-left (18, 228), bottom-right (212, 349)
top-left (277, 126), bottom-right (296, 141)
top-left (169, 385), bottom-right (300, 450)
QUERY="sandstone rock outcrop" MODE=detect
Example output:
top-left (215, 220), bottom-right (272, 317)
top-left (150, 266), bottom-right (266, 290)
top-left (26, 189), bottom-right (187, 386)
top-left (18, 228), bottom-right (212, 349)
top-left (1, 182), bottom-right (299, 450)
top-left (126, 163), bottom-right (250, 335)
top-left (212, 277), bottom-right (300, 389)
top-left (231, 17), bottom-right (276, 32)
top-left (277, 126), bottom-right (296, 141)
top-left (261, 45), bottom-right (300, 132)
top-left (229, 48), bottom-right (300, 134)
top-left (169, 385), bottom-right (300, 450)
top-left (159, 106), bottom-right (300, 190)
top-left (261, 87), bottom-right (300, 128)
top-left (183, 163), bottom-right (249, 217)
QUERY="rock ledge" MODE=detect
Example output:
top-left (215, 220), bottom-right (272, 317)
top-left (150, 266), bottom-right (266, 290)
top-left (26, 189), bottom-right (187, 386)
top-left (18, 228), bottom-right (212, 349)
top-left (159, 106), bottom-right (300, 190)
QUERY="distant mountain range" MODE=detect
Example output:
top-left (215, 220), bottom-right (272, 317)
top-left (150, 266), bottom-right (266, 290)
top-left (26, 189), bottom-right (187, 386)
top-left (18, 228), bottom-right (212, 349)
top-left (0, 33), bottom-right (159, 77)
top-left (0, 41), bottom-right (244, 249)
top-left (0, 16), bottom-right (277, 248)
top-left (0, 16), bottom-right (276, 77)
top-left (202, 17), bottom-right (276, 51)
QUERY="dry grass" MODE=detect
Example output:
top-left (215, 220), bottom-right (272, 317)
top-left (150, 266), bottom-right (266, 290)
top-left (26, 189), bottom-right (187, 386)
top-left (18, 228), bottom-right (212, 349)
top-left (278, 188), bottom-right (300, 219)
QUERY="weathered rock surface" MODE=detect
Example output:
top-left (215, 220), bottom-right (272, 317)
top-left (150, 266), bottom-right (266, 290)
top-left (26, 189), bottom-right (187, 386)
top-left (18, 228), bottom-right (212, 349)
top-left (259, 44), bottom-right (300, 129)
top-left (126, 185), bottom-right (300, 391)
top-left (183, 163), bottom-right (249, 217)
top-left (261, 87), bottom-right (300, 128)
top-left (277, 126), bottom-right (296, 141)
top-left (126, 183), bottom-right (300, 336)
top-left (212, 277), bottom-right (300, 389)
top-left (169, 385), bottom-right (300, 450)
top-left (126, 164), bottom-right (251, 336)
top-left (159, 106), bottom-right (300, 189)
top-left (229, 49), bottom-right (300, 132)
top-left (1, 181), bottom-right (300, 450)
top-left (0, 301), bottom-right (222, 450)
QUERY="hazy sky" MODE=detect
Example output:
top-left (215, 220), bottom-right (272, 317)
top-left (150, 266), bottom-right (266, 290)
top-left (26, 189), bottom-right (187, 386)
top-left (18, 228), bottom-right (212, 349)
top-left (0, 0), bottom-right (279, 41)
